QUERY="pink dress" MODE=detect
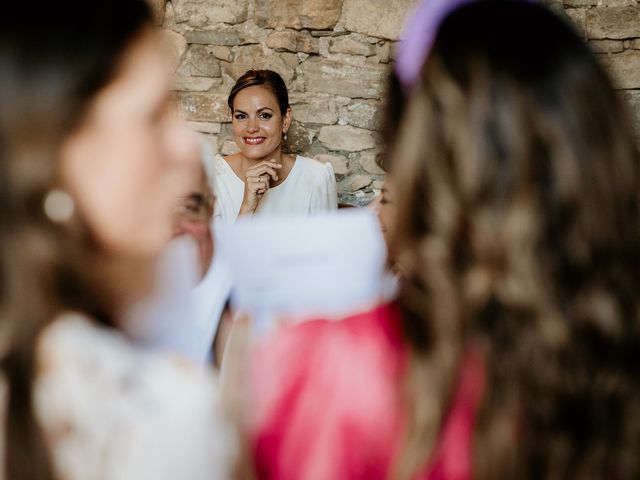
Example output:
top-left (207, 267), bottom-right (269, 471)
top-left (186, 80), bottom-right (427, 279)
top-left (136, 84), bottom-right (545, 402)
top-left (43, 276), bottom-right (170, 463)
top-left (249, 303), bottom-right (485, 480)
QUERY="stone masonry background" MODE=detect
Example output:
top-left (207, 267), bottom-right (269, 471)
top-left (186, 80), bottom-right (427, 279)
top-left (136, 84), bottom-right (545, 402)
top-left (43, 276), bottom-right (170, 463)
top-left (150, 0), bottom-right (640, 206)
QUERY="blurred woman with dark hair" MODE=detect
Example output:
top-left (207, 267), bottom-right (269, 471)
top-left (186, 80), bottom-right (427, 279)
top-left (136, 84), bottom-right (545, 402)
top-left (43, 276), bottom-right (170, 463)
top-left (0, 1), bottom-right (234, 479)
top-left (210, 69), bottom-right (337, 222)
top-left (249, 1), bottom-right (640, 479)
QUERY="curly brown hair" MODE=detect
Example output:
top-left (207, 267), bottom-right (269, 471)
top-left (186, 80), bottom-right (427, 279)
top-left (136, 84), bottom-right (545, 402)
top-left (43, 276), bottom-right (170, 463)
top-left (383, 2), bottom-right (640, 478)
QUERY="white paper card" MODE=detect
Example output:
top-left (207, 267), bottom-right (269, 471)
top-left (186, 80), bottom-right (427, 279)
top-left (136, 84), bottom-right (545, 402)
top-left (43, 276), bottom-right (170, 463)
top-left (215, 209), bottom-right (395, 335)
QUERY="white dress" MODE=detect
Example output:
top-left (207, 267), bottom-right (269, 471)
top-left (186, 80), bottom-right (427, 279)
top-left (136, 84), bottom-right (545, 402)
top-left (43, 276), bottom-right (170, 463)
top-left (210, 154), bottom-right (338, 223)
top-left (1, 313), bottom-right (236, 480)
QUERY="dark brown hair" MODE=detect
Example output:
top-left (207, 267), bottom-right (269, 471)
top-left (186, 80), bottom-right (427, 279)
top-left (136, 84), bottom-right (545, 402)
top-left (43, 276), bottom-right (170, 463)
top-left (227, 69), bottom-right (290, 115)
top-left (0, 1), bottom-right (152, 479)
top-left (383, 1), bottom-right (640, 478)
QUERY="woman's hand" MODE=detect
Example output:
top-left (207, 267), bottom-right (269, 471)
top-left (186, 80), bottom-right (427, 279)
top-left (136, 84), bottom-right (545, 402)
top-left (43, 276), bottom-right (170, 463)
top-left (238, 159), bottom-right (282, 215)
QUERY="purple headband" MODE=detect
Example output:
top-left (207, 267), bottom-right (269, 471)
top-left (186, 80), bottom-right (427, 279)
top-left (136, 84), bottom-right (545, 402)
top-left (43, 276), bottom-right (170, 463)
top-left (395, 0), bottom-right (473, 89)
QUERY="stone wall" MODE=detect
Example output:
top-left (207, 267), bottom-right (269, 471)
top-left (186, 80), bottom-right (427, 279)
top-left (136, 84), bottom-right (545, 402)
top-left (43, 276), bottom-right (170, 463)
top-left (155, 0), bottom-right (640, 206)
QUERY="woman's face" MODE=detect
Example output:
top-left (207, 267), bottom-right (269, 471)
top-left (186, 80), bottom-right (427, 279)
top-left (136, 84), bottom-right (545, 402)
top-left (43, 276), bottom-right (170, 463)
top-left (60, 29), bottom-right (199, 261)
top-left (231, 85), bottom-right (291, 161)
top-left (369, 179), bottom-right (397, 247)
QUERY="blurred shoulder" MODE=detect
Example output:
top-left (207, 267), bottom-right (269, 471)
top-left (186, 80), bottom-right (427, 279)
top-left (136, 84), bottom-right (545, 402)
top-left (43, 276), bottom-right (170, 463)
top-left (36, 312), bottom-right (234, 480)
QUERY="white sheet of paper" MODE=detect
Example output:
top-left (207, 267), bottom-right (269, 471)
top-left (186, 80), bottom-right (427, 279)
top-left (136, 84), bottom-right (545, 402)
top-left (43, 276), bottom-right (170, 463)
top-left (215, 209), bottom-right (395, 335)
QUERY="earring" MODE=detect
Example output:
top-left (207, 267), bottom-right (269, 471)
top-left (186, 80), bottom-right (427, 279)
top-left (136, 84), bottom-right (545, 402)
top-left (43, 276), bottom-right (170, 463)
top-left (283, 131), bottom-right (288, 141)
top-left (43, 189), bottom-right (75, 223)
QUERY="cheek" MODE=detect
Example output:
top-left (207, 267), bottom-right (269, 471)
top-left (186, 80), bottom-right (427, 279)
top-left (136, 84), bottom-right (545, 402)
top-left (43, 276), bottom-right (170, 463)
top-left (62, 123), bottom-right (178, 259)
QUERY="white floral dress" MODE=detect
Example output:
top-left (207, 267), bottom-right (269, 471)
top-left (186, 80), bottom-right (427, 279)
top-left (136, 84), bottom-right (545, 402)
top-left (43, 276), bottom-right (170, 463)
top-left (2, 313), bottom-right (236, 480)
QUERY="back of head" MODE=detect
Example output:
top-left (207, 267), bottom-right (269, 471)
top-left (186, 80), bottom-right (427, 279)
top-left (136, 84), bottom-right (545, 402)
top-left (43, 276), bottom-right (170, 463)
top-left (0, 1), bottom-right (151, 479)
top-left (386, 1), bottom-right (640, 478)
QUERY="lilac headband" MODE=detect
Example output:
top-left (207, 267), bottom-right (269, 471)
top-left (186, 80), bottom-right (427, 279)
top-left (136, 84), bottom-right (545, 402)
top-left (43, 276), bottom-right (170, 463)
top-left (395, 0), bottom-right (473, 89)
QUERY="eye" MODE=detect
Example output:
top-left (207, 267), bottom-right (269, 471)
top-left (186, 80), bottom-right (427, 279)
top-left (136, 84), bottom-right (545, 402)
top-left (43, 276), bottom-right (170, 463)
top-left (259, 112), bottom-right (273, 120)
top-left (234, 112), bottom-right (247, 120)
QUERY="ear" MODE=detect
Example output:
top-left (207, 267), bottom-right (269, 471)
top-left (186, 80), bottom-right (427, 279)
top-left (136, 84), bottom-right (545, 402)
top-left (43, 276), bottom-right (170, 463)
top-left (282, 106), bottom-right (292, 133)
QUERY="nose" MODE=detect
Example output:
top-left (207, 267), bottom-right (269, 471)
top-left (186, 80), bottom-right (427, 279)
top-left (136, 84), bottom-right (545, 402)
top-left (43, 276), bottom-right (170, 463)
top-left (247, 117), bottom-right (259, 133)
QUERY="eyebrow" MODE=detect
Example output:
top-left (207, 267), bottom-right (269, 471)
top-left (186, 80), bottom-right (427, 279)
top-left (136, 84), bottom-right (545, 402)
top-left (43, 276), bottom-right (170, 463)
top-left (234, 107), bottom-right (274, 114)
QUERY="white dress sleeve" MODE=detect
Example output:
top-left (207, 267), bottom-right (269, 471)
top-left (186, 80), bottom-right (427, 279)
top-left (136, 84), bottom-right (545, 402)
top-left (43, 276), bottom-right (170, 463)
top-left (308, 162), bottom-right (338, 213)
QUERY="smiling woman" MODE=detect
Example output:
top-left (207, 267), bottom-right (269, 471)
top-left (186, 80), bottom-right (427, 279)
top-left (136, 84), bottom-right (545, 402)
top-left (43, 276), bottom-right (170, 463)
top-left (210, 70), bottom-right (337, 222)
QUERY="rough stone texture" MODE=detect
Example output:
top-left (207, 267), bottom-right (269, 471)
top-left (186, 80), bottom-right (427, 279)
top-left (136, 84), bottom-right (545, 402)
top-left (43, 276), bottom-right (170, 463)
top-left (189, 45), bottom-right (223, 77)
top-left (221, 45), bottom-right (299, 84)
top-left (173, 0), bottom-right (248, 27)
top-left (339, 175), bottom-right (373, 193)
top-left (173, 75), bottom-right (218, 91)
top-left (178, 93), bottom-right (229, 122)
top-left (185, 30), bottom-right (248, 46)
top-left (299, 59), bottom-right (387, 99)
top-left (341, 0), bottom-right (416, 40)
top-left (163, 0), bottom-right (640, 205)
top-left (188, 121), bottom-right (222, 134)
top-left (316, 154), bottom-right (349, 175)
top-left (319, 125), bottom-right (375, 152)
top-left (221, 140), bottom-right (240, 155)
top-left (585, 7), bottom-right (640, 39)
top-left (255, 0), bottom-right (343, 30)
top-left (267, 30), bottom-right (319, 54)
top-left (599, 50), bottom-right (640, 89)
top-left (359, 151), bottom-right (385, 175)
top-left (290, 95), bottom-right (340, 124)
top-left (589, 39), bottom-right (625, 54)
top-left (329, 36), bottom-right (376, 56)
top-left (338, 101), bottom-right (380, 130)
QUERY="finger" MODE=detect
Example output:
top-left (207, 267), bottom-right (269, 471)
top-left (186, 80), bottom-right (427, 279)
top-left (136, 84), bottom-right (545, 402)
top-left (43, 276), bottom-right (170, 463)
top-left (248, 165), bottom-right (279, 181)
top-left (247, 161), bottom-right (282, 173)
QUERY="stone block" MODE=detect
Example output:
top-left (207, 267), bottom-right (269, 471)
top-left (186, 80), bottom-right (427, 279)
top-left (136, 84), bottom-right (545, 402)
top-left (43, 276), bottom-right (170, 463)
top-left (338, 101), bottom-right (380, 130)
top-left (329, 36), bottom-right (375, 56)
top-left (255, 0), bottom-right (343, 30)
top-left (188, 121), bottom-right (222, 134)
top-left (599, 50), bottom-right (640, 89)
top-left (339, 175), bottom-right (372, 193)
top-left (628, 39), bottom-right (640, 50)
top-left (222, 46), bottom-right (297, 85)
top-left (315, 154), bottom-right (349, 175)
top-left (173, 0), bottom-right (248, 26)
top-left (160, 30), bottom-right (188, 71)
top-left (585, 7), bottom-right (640, 39)
top-left (286, 121), bottom-right (316, 153)
top-left (290, 94), bottom-right (339, 124)
top-left (185, 30), bottom-right (247, 46)
top-left (562, 0), bottom-right (596, 6)
top-left (177, 93), bottom-right (230, 122)
top-left (211, 46), bottom-right (233, 62)
top-left (188, 45), bottom-right (222, 77)
top-left (341, 0), bottom-right (415, 40)
top-left (266, 30), bottom-right (319, 54)
top-left (173, 75), bottom-right (218, 92)
top-left (299, 59), bottom-right (388, 99)
top-left (589, 39), bottom-right (624, 54)
top-left (221, 140), bottom-right (240, 155)
top-left (319, 125), bottom-right (376, 152)
top-left (358, 150), bottom-right (385, 175)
